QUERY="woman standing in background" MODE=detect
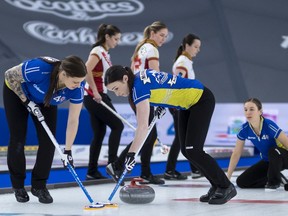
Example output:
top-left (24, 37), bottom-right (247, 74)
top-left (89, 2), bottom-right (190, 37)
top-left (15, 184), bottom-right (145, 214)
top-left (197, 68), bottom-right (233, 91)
top-left (106, 21), bottom-right (169, 185)
top-left (164, 33), bottom-right (202, 180)
top-left (84, 24), bottom-right (124, 180)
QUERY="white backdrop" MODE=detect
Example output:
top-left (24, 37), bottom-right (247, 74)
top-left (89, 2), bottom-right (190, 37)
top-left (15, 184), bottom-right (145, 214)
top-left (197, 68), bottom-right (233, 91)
top-left (72, 103), bottom-right (288, 162)
top-left (106, 103), bottom-right (288, 146)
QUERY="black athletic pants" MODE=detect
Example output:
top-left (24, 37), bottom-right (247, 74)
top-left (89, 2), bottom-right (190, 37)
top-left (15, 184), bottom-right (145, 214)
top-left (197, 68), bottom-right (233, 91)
top-left (116, 106), bottom-right (157, 176)
top-left (84, 93), bottom-right (124, 175)
top-left (3, 83), bottom-right (57, 189)
top-left (237, 147), bottom-right (288, 188)
top-left (178, 87), bottom-right (231, 188)
top-left (165, 108), bottom-right (199, 173)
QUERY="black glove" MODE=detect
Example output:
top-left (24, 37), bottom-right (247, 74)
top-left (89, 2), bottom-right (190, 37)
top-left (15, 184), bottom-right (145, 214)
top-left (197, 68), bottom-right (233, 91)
top-left (23, 99), bottom-right (44, 122)
top-left (125, 152), bottom-right (136, 171)
top-left (154, 106), bottom-right (166, 119)
top-left (62, 149), bottom-right (74, 169)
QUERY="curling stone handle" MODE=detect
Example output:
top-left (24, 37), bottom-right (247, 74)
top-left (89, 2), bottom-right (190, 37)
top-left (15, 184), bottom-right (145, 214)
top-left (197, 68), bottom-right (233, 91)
top-left (130, 177), bottom-right (144, 186)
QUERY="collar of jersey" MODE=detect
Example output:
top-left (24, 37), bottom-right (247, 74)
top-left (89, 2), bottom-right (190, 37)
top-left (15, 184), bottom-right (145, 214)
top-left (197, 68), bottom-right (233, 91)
top-left (182, 51), bottom-right (192, 60)
top-left (100, 45), bottom-right (109, 51)
top-left (249, 116), bottom-right (264, 136)
top-left (145, 39), bottom-right (158, 48)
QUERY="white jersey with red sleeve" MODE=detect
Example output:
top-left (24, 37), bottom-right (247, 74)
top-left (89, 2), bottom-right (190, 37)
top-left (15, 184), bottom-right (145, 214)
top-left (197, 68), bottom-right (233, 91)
top-left (87, 45), bottom-right (112, 93)
top-left (132, 42), bottom-right (159, 73)
top-left (172, 53), bottom-right (195, 79)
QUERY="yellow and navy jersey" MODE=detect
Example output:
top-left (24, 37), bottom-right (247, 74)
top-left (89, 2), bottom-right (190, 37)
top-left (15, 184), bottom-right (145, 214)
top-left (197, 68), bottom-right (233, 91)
top-left (132, 69), bottom-right (204, 110)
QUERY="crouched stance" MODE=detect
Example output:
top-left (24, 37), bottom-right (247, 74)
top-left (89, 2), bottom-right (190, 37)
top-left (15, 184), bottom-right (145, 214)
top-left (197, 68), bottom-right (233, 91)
top-left (104, 65), bottom-right (237, 204)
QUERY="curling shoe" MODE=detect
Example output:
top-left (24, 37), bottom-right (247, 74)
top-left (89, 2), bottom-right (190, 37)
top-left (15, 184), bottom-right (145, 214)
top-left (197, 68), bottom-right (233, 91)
top-left (200, 186), bottom-right (216, 202)
top-left (191, 170), bottom-right (203, 179)
top-left (106, 162), bottom-right (124, 186)
top-left (208, 183), bottom-right (237, 205)
top-left (265, 183), bottom-right (280, 191)
top-left (86, 170), bottom-right (108, 180)
top-left (14, 188), bottom-right (29, 203)
top-left (164, 170), bottom-right (187, 180)
top-left (31, 187), bottom-right (53, 204)
top-left (140, 174), bottom-right (165, 185)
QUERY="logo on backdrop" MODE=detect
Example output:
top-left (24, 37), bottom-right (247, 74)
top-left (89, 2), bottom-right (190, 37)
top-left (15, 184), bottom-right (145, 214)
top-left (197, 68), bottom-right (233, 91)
top-left (23, 21), bottom-right (174, 45)
top-left (281, 35), bottom-right (288, 49)
top-left (5, 0), bottom-right (144, 21)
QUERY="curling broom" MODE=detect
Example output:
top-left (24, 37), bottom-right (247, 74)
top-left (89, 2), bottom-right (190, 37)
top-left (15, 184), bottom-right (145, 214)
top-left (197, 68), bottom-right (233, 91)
top-left (34, 109), bottom-right (118, 210)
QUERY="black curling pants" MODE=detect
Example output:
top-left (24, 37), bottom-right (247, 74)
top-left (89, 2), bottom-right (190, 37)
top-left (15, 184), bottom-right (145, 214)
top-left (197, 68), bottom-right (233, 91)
top-left (3, 83), bottom-right (57, 189)
top-left (165, 108), bottom-right (199, 173)
top-left (237, 147), bottom-right (288, 188)
top-left (178, 87), bottom-right (231, 188)
top-left (84, 93), bottom-right (124, 175)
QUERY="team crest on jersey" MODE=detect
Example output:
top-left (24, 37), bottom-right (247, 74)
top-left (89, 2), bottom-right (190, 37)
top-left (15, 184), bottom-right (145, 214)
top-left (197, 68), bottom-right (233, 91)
top-left (140, 70), bottom-right (151, 84)
top-left (139, 46), bottom-right (148, 56)
top-left (150, 70), bottom-right (168, 84)
top-left (167, 75), bottom-right (177, 86)
top-left (262, 134), bottom-right (269, 140)
top-left (53, 95), bottom-right (66, 103)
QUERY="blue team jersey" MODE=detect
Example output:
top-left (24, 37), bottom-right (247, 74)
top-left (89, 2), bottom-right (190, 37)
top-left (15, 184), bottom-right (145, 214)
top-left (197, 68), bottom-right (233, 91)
top-left (21, 58), bottom-right (85, 105)
top-left (237, 117), bottom-right (284, 161)
top-left (132, 69), bottom-right (204, 110)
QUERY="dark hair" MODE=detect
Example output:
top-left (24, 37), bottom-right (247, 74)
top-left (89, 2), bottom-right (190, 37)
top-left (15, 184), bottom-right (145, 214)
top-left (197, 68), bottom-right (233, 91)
top-left (105, 65), bottom-right (135, 103)
top-left (131, 21), bottom-right (167, 61)
top-left (174, 33), bottom-right (200, 62)
top-left (92, 24), bottom-right (121, 48)
top-left (245, 98), bottom-right (262, 110)
top-left (44, 55), bottom-right (87, 106)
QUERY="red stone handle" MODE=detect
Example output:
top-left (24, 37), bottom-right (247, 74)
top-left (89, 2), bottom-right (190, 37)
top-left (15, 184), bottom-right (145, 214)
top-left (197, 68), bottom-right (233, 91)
top-left (130, 177), bottom-right (144, 187)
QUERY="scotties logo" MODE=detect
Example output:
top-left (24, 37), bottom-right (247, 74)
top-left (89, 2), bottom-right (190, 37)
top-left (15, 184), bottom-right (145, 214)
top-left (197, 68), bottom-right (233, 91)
top-left (5, 0), bottom-right (144, 21)
top-left (281, 35), bottom-right (288, 49)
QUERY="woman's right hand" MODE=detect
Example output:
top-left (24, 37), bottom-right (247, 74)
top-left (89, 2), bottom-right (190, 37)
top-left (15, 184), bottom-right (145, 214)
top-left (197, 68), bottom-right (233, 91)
top-left (92, 90), bottom-right (102, 103)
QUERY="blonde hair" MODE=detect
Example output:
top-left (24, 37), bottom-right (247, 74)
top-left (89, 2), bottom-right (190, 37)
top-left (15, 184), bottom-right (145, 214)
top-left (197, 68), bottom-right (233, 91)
top-left (131, 21), bottom-right (167, 62)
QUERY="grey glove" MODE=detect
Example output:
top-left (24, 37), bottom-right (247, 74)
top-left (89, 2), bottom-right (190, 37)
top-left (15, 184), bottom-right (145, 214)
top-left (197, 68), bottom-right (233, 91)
top-left (23, 100), bottom-right (44, 122)
top-left (62, 149), bottom-right (74, 169)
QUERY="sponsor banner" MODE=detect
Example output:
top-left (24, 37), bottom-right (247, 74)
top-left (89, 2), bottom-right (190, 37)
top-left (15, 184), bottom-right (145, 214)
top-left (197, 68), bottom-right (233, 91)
top-left (22, 20), bottom-right (173, 46)
top-left (103, 103), bottom-right (288, 147)
top-left (4, 0), bottom-right (145, 21)
top-left (206, 104), bottom-right (282, 148)
top-left (84, 102), bottom-right (288, 162)
top-left (69, 103), bottom-right (288, 163)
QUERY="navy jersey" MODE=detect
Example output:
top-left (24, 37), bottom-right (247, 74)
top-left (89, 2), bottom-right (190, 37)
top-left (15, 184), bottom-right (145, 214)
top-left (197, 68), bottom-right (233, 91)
top-left (237, 117), bottom-right (285, 161)
top-left (21, 58), bottom-right (85, 105)
top-left (132, 69), bottom-right (204, 110)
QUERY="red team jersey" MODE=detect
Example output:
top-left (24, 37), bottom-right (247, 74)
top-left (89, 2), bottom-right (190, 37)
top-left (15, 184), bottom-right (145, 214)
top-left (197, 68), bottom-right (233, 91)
top-left (132, 39), bottom-right (159, 73)
top-left (87, 46), bottom-right (112, 93)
